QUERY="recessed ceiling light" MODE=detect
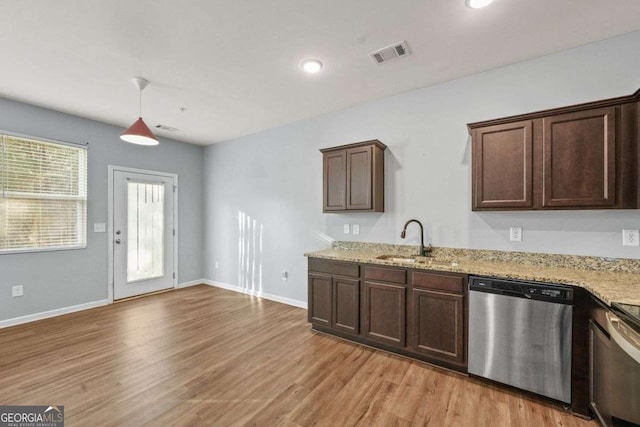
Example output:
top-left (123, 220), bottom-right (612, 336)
top-left (466, 0), bottom-right (494, 8)
top-left (301, 58), bottom-right (323, 74)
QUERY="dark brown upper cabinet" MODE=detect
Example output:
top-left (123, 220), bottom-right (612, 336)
top-left (472, 120), bottom-right (533, 209)
top-left (323, 150), bottom-right (347, 211)
top-left (468, 89), bottom-right (640, 210)
top-left (542, 107), bottom-right (616, 208)
top-left (321, 140), bottom-right (386, 213)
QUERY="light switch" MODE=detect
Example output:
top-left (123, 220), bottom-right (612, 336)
top-left (352, 224), bottom-right (360, 235)
top-left (94, 223), bottom-right (106, 233)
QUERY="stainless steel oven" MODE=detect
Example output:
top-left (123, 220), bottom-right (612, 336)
top-left (608, 308), bottom-right (640, 426)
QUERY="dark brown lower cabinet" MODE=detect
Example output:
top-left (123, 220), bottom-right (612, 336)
top-left (411, 288), bottom-right (465, 365)
top-left (332, 277), bottom-right (359, 334)
top-left (308, 270), bottom-right (360, 334)
top-left (362, 281), bottom-right (406, 347)
top-left (589, 320), bottom-right (612, 427)
top-left (308, 258), bottom-right (467, 373)
top-left (308, 274), bottom-right (332, 327)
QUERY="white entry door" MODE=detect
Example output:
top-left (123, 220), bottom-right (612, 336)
top-left (113, 170), bottom-right (175, 300)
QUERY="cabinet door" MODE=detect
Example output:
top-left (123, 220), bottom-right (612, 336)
top-left (412, 289), bottom-right (465, 364)
top-left (589, 321), bottom-right (612, 427)
top-left (323, 150), bottom-right (347, 211)
top-left (472, 120), bottom-right (533, 209)
top-left (542, 107), bottom-right (616, 207)
top-left (308, 274), bottom-right (332, 326)
top-left (362, 281), bottom-right (406, 347)
top-left (332, 277), bottom-right (360, 334)
top-left (346, 146), bottom-right (373, 210)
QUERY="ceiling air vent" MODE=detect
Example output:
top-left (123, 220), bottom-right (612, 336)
top-left (155, 124), bottom-right (179, 132)
top-left (369, 41), bottom-right (410, 64)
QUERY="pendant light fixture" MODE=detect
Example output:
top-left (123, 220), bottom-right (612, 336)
top-left (120, 77), bottom-right (159, 146)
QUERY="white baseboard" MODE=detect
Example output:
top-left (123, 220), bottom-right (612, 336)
top-left (0, 280), bottom-right (305, 329)
top-left (204, 280), bottom-right (308, 309)
top-left (177, 279), bottom-right (206, 289)
top-left (0, 299), bottom-right (110, 329)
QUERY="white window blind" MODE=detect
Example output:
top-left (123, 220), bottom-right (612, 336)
top-left (0, 133), bottom-right (87, 253)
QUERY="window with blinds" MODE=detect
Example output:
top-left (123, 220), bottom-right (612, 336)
top-left (0, 133), bottom-right (87, 253)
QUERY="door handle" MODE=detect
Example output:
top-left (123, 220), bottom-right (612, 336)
top-left (607, 312), bottom-right (640, 363)
top-left (115, 239), bottom-right (121, 244)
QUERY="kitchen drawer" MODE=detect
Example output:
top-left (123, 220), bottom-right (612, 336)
top-left (308, 258), bottom-right (360, 278)
top-left (412, 271), bottom-right (464, 294)
top-left (365, 266), bottom-right (407, 284)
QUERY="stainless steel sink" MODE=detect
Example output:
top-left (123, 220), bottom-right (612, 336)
top-left (376, 254), bottom-right (419, 263)
top-left (425, 259), bottom-right (459, 267)
top-left (376, 255), bottom-right (459, 267)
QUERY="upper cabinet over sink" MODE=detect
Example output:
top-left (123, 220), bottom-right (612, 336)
top-left (468, 89), bottom-right (640, 211)
top-left (321, 140), bottom-right (386, 213)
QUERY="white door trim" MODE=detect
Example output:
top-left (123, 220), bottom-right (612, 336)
top-left (107, 165), bottom-right (179, 303)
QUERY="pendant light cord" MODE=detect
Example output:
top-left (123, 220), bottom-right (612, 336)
top-left (139, 88), bottom-right (142, 117)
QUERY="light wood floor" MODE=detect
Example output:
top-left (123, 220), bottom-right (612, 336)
top-left (0, 285), bottom-right (595, 427)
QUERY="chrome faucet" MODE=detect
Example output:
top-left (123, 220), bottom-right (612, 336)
top-left (401, 219), bottom-right (432, 257)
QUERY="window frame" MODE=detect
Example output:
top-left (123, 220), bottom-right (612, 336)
top-left (0, 130), bottom-right (88, 255)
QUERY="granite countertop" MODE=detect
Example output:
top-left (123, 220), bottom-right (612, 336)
top-left (304, 243), bottom-right (640, 306)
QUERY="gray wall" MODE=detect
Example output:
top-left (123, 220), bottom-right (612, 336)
top-left (3, 31), bottom-right (640, 319)
top-left (0, 98), bottom-right (204, 321)
top-left (203, 31), bottom-right (640, 305)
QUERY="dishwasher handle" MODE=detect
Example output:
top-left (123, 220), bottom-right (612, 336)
top-left (607, 312), bottom-right (640, 364)
top-left (502, 289), bottom-right (531, 299)
top-left (469, 276), bottom-right (573, 304)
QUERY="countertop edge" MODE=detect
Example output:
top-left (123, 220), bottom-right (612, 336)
top-left (304, 252), bottom-right (632, 306)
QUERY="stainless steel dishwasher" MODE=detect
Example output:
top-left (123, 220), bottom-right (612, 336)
top-left (468, 276), bottom-right (574, 404)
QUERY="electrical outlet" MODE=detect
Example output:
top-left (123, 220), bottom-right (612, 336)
top-left (622, 229), bottom-right (640, 247)
top-left (281, 270), bottom-right (289, 281)
top-left (12, 285), bottom-right (23, 297)
top-left (509, 227), bottom-right (522, 242)
top-left (343, 224), bottom-right (350, 234)
top-left (352, 224), bottom-right (360, 235)
top-left (215, 261), bottom-right (220, 269)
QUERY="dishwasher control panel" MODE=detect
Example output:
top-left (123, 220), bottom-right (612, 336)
top-left (470, 277), bottom-right (574, 304)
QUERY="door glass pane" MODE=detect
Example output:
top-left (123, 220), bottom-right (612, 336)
top-left (127, 182), bottom-right (164, 282)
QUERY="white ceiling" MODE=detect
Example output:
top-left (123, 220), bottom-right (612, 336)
top-left (1, 1), bottom-right (639, 146)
